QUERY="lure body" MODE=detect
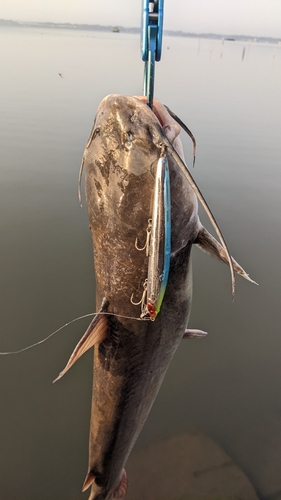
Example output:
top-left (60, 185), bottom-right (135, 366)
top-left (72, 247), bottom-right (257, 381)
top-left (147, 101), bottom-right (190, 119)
top-left (145, 155), bottom-right (171, 320)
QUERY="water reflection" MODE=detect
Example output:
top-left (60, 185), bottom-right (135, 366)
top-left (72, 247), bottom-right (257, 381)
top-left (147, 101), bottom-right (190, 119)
top-left (1, 27), bottom-right (281, 499)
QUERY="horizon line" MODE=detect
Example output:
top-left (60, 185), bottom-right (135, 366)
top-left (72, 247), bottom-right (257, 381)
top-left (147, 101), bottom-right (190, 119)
top-left (0, 18), bottom-right (280, 42)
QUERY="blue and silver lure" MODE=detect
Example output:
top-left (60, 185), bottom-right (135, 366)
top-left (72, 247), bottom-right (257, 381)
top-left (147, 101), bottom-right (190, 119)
top-left (132, 154), bottom-right (171, 320)
top-left (146, 155), bottom-right (171, 319)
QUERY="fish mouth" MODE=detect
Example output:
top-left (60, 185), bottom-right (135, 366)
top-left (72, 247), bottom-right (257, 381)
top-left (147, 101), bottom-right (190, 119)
top-left (134, 95), bottom-right (181, 144)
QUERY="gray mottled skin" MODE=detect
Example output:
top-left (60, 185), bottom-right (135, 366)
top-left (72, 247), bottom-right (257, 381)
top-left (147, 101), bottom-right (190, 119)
top-left (81, 94), bottom-right (221, 499)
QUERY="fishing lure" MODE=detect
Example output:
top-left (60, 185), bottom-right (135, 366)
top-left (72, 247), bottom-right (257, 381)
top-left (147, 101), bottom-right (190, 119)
top-left (132, 154), bottom-right (171, 320)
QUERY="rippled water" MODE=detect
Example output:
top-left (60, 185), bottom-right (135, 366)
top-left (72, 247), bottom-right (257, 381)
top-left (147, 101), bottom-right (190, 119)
top-left (1, 26), bottom-right (281, 499)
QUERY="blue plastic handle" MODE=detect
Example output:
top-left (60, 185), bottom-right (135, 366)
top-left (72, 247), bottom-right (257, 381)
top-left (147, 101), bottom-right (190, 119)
top-left (141, 0), bottom-right (164, 62)
top-left (141, 0), bottom-right (149, 61)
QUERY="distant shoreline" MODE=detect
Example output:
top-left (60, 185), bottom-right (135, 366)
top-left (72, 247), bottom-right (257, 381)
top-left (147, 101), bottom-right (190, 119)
top-left (1, 18), bottom-right (280, 44)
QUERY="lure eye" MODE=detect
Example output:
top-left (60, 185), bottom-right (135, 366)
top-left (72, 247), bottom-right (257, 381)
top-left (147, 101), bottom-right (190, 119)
top-left (147, 300), bottom-right (156, 318)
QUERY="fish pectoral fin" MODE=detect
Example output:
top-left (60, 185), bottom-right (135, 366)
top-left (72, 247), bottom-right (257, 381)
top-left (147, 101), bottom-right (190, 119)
top-left (194, 226), bottom-right (257, 285)
top-left (53, 299), bottom-right (109, 383)
top-left (183, 329), bottom-right (208, 339)
top-left (82, 471), bottom-right (95, 492)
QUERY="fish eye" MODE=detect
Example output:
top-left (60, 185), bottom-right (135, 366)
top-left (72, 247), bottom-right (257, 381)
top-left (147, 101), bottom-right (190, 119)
top-left (93, 127), bottom-right (100, 139)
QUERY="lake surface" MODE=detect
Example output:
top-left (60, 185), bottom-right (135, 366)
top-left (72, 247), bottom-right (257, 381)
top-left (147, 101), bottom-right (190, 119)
top-left (1, 26), bottom-right (281, 500)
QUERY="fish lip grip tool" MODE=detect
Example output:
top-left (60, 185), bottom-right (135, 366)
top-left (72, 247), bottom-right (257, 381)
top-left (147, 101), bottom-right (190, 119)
top-left (141, 0), bottom-right (164, 107)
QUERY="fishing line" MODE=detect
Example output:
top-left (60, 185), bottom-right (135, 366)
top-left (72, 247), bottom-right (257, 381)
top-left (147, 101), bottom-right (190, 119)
top-left (0, 312), bottom-right (142, 356)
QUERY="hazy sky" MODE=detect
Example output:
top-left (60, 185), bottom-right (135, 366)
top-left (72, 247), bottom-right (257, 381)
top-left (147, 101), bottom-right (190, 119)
top-left (2, 0), bottom-right (281, 38)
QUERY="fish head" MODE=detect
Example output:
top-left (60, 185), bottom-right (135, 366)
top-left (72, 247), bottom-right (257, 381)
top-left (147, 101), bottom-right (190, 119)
top-left (90, 94), bottom-right (161, 177)
top-left (83, 94), bottom-right (199, 314)
top-left (84, 95), bottom-right (163, 311)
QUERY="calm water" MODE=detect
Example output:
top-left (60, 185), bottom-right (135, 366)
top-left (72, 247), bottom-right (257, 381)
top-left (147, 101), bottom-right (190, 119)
top-left (1, 27), bottom-right (281, 499)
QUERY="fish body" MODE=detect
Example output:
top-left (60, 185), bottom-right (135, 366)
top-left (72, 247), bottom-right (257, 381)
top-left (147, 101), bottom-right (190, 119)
top-left (57, 94), bottom-right (255, 499)
top-left (84, 95), bottom-right (197, 499)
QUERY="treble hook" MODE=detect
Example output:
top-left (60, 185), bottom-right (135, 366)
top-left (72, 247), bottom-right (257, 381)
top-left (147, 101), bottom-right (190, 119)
top-left (130, 279), bottom-right (148, 309)
top-left (135, 219), bottom-right (152, 256)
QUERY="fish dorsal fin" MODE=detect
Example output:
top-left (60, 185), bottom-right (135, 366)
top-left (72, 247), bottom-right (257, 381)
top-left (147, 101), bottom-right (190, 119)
top-left (195, 226), bottom-right (257, 284)
top-left (149, 124), bottom-right (236, 298)
top-left (53, 299), bottom-right (109, 383)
